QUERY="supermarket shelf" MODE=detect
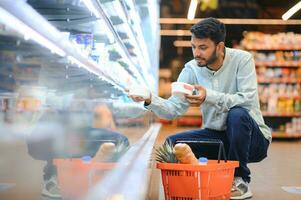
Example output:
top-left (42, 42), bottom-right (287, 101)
top-left (256, 61), bottom-right (301, 67)
top-left (85, 0), bottom-right (150, 87)
top-left (0, 0), bottom-right (161, 92)
top-left (272, 132), bottom-right (301, 138)
top-left (95, 0), bottom-right (152, 87)
top-left (243, 32), bottom-right (301, 139)
top-left (159, 18), bottom-right (301, 25)
top-left (262, 112), bottom-right (301, 117)
top-left (257, 77), bottom-right (301, 84)
top-left (156, 107), bottom-right (202, 127)
top-left (0, 0), bottom-right (134, 91)
top-left (260, 95), bottom-right (301, 100)
top-left (244, 45), bottom-right (301, 50)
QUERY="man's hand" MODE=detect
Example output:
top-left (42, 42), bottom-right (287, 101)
top-left (185, 85), bottom-right (206, 107)
top-left (125, 89), bottom-right (152, 104)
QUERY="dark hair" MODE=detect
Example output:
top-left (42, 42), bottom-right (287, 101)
top-left (190, 18), bottom-right (226, 44)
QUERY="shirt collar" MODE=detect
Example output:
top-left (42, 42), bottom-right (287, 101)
top-left (204, 47), bottom-right (230, 76)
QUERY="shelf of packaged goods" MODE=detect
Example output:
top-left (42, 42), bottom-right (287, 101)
top-left (272, 132), bottom-right (301, 138)
top-left (0, 0), bottom-right (145, 91)
top-left (244, 45), bottom-right (301, 51)
top-left (256, 61), bottom-right (301, 67)
top-left (260, 96), bottom-right (301, 100)
top-left (257, 77), bottom-right (301, 84)
top-left (94, 0), bottom-right (153, 87)
top-left (262, 112), bottom-right (301, 117)
top-left (156, 107), bottom-right (202, 127)
top-left (175, 107), bottom-right (202, 127)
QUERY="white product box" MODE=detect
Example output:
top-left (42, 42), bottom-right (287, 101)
top-left (171, 82), bottom-right (195, 96)
top-left (128, 86), bottom-right (151, 99)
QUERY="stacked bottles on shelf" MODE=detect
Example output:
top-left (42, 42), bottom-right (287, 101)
top-left (241, 32), bottom-right (301, 137)
top-left (241, 32), bottom-right (301, 49)
top-left (258, 84), bottom-right (301, 113)
top-left (251, 51), bottom-right (301, 62)
top-left (274, 118), bottom-right (301, 135)
top-left (257, 66), bottom-right (301, 80)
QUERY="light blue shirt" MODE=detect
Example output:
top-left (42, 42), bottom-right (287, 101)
top-left (146, 47), bottom-right (271, 142)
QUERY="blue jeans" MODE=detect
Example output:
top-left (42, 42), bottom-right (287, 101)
top-left (166, 107), bottom-right (269, 183)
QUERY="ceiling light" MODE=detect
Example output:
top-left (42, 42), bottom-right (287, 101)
top-left (187, 0), bottom-right (198, 20)
top-left (282, 1), bottom-right (301, 20)
top-left (0, 7), bottom-right (66, 57)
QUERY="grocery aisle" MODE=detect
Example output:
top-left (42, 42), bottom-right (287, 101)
top-left (149, 125), bottom-right (301, 200)
top-left (1, 0), bottom-right (301, 200)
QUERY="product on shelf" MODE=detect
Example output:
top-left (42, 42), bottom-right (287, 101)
top-left (69, 33), bottom-right (94, 55)
top-left (100, 0), bottom-right (115, 3)
top-left (117, 61), bottom-right (135, 77)
top-left (241, 32), bottom-right (301, 49)
top-left (117, 31), bottom-right (129, 40)
top-left (259, 84), bottom-right (301, 113)
top-left (271, 117), bottom-right (301, 135)
top-left (252, 51), bottom-right (301, 63)
top-left (257, 67), bottom-right (301, 79)
top-left (95, 34), bottom-right (111, 44)
top-left (16, 85), bottom-right (47, 112)
top-left (0, 92), bottom-right (17, 123)
top-left (91, 43), bottom-right (107, 63)
top-left (244, 32), bottom-right (301, 138)
top-left (110, 16), bottom-right (124, 25)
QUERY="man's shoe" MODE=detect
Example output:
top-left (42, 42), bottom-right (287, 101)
top-left (42, 176), bottom-right (61, 198)
top-left (230, 177), bottom-right (253, 199)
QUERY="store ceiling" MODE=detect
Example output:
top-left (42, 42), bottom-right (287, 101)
top-left (159, 0), bottom-right (301, 70)
top-left (160, 0), bottom-right (301, 19)
top-left (259, 0), bottom-right (298, 7)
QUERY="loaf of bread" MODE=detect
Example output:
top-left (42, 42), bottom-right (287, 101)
top-left (174, 143), bottom-right (199, 164)
top-left (93, 142), bottom-right (116, 162)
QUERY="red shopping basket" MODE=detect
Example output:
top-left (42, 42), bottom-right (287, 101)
top-left (53, 158), bottom-right (114, 200)
top-left (157, 139), bottom-right (239, 200)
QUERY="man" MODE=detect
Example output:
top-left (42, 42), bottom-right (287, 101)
top-left (129, 18), bottom-right (271, 199)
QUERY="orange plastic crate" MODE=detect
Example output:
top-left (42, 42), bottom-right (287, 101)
top-left (157, 160), bottom-right (239, 200)
top-left (53, 159), bottom-right (114, 200)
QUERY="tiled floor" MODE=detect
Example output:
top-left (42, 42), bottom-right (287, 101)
top-left (148, 125), bottom-right (301, 200)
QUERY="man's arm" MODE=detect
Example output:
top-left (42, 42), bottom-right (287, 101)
top-left (144, 66), bottom-right (195, 119)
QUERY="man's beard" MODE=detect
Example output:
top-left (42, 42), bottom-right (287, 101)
top-left (195, 47), bottom-right (218, 67)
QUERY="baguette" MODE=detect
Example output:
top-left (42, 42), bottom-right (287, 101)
top-left (93, 142), bottom-right (116, 162)
top-left (174, 143), bottom-right (199, 164)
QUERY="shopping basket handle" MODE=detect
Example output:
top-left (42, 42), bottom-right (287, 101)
top-left (175, 138), bottom-right (227, 163)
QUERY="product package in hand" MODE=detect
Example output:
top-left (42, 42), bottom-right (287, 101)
top-left (171, 82), bottom-right (196, 97)
top-left (128, 85), bottom-right (151, 99)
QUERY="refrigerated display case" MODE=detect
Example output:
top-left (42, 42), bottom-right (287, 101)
top-left (0, 0), bottom-right (160, 199)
